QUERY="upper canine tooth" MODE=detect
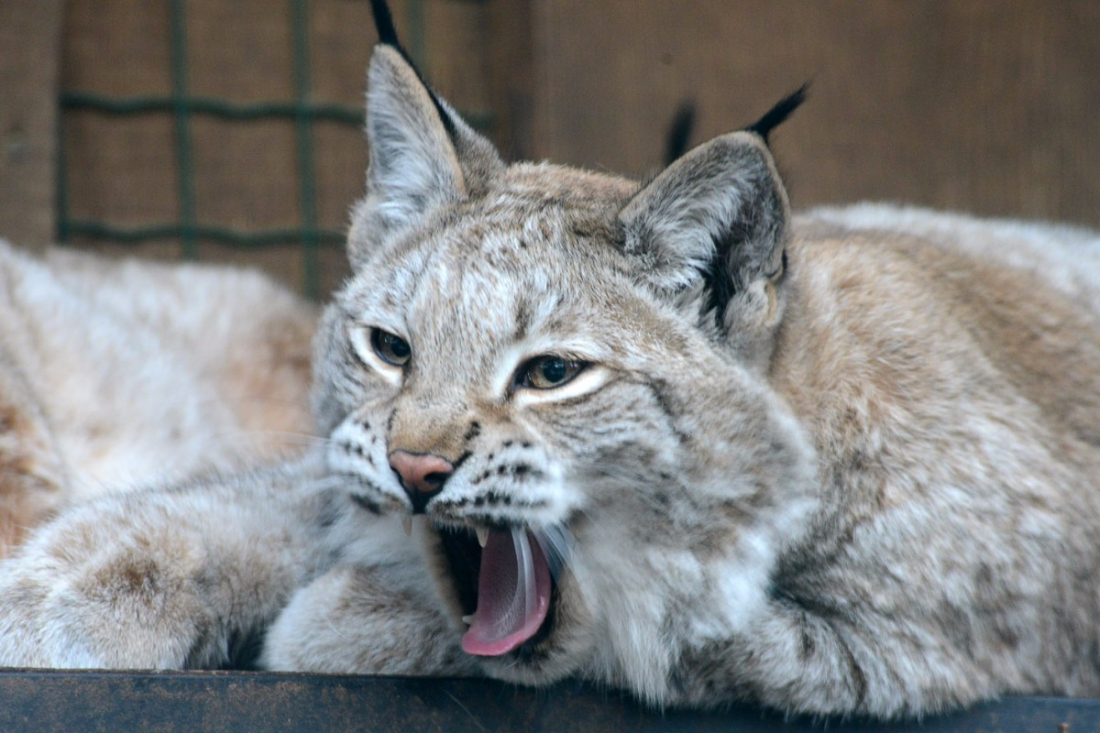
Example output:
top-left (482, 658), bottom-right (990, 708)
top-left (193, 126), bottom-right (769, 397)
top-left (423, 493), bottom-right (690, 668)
top-left (401, 515), bottom-right (413, 537)
top-left (476, 526), bottom-right (489, 548)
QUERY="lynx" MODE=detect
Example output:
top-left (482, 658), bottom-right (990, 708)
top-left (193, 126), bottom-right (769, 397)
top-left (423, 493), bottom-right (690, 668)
top-left (2, 3), bottom-right (1100, 719)
top-left (0, 242), bottom-right (317, 553)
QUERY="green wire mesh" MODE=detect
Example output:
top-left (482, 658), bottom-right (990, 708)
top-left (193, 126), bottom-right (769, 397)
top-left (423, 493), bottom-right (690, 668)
top-left (55, 0), bottom-right (494, 299)
top-left (55, 0), bottom-right (380, 300)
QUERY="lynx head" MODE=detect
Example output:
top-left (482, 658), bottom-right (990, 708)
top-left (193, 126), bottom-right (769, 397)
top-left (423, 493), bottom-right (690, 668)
top-left (312, 7), bottom-right (816, 700)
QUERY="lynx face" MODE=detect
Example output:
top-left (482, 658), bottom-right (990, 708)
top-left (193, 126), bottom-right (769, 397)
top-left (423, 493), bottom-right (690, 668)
top-left (309, 44), bottom-right (817, 692)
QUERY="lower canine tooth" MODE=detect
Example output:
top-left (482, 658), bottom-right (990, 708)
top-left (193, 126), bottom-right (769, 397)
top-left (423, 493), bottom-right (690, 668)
top-left (476, 526), bottom-right (489, 547)
top-left (462, 614), bottom-right (475, 626)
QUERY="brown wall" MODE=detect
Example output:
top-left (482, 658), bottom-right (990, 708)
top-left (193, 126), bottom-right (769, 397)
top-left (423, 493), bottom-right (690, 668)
top-left (58, 0), bottom-right (384, 294)
top-left (527, 1), bottom-right (1100, 227)
top-left (3, 1), bottom-right (1098, 296)
top-left (0, 0), bottom-right (64, 251)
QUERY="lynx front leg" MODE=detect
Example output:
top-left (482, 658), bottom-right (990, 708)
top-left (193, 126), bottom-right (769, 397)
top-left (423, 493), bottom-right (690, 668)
top-left (0, 458), bottom-right (339, 669)
top-left (672, 598), bottom-right (992, 718)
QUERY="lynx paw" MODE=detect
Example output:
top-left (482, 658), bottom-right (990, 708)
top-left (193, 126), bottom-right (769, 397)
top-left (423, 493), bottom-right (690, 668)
top-left (262, 564), bottom-right (478, 676)
top-left (0, 502), bottom-right (223, 669)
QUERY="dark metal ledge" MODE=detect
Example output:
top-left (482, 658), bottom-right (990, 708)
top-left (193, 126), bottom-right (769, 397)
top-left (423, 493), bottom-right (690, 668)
top-left (0, 670), bottom-right (1094, 732)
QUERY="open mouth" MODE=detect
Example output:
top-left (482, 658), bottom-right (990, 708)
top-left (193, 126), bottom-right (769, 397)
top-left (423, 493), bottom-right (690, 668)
top-left (436, 525), bottom-right (570, 657)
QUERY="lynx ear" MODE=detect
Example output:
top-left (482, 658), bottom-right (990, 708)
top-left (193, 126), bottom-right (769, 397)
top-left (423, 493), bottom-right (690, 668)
top-left (365, 46), bottom-right (463, 225)
top-left (349, 7), bottom-right (503, 268)
top-left (619, 130), bottom-right (791, 359)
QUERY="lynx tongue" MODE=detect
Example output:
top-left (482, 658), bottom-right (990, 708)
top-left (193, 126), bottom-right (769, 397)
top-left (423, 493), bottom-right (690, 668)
top-left (462, 528), bottom-right (551, 656)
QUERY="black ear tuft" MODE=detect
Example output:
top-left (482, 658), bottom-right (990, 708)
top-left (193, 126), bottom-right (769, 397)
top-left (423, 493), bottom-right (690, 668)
top-left (664, 101), bottom-right (696, 165)
top-left (369, 0), bottom-right (401, 48)
top-left (369, 0), bottom-right (457, 138)
top-left (746, 83), bottom-right (809, 144)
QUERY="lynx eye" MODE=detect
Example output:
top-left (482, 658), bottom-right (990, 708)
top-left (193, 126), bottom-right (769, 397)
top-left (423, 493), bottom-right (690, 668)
top-left (516, 356), bottom-right (586, 390)
top-left (371, 328), bottom-right (411, 367)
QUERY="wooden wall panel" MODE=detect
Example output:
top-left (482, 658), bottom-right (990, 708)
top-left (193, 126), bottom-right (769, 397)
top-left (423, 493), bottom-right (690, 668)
top-left (0, 0), bottom-right (64, 251)
top-left (528, 1), bottom-right (1100, 227)
top-left (5, 1), bottom-right (1097, 289)
top-left (54, 0), bottom-right (497, 294)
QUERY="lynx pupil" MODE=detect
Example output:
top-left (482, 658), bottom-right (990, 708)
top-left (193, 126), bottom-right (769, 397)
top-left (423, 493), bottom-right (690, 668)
top-left (519, 355), bottom-right (584, 390)
top-left (372, 329), bottom-right (411, 366)
top-left (540, 358), bottom-right (568, 384)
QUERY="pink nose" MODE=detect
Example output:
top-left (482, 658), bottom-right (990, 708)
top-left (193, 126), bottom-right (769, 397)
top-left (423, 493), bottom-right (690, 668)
top-left (388, 450), bottom-right (454, 513)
